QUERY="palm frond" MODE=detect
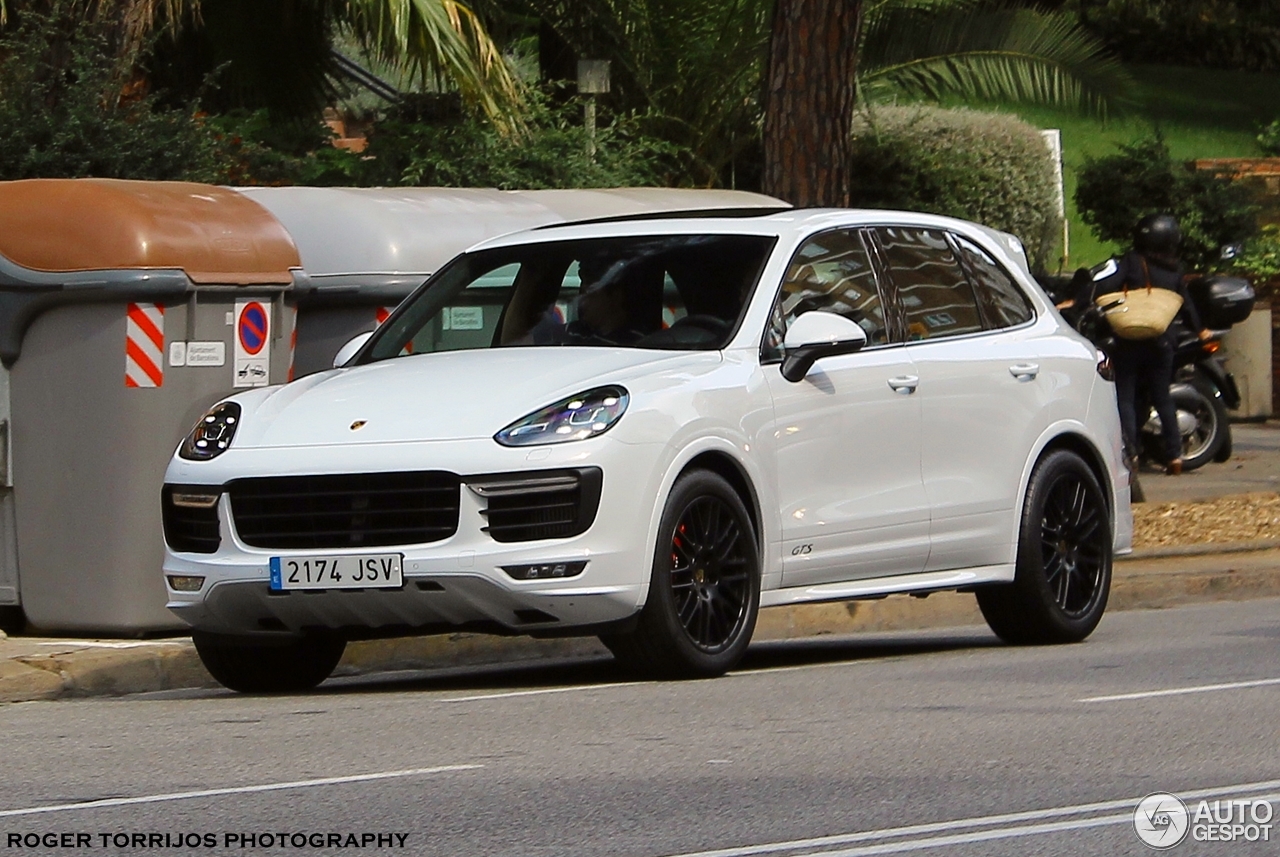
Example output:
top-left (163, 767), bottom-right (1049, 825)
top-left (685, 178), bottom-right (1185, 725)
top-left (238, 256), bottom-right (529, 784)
top-left (341, 0), bottom-right (525, 133)
top-left (859, 5), bottom-right (1134, 114)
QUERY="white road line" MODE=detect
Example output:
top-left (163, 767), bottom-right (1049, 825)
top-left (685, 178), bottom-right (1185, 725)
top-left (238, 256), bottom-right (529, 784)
top-left (441, 682), bottom-right (644, 703)
top-left (1079, 677), bottom-right (1280, 703)
top-left (0, 765), bottom-right (483, 818)
top-left (661, 781), bottom-right (1280, 857)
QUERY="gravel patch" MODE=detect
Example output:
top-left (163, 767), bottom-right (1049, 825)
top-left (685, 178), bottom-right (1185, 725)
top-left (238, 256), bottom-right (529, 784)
top-left (1132, 492), bottom-right (1280, 549)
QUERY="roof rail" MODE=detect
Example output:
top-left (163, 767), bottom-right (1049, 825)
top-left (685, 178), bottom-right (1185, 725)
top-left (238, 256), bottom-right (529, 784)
top-left (531, 206), bottom-right (793, 230)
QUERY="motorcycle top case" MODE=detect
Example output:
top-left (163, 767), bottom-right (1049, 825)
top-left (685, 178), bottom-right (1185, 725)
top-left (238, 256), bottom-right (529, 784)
top-left (1190, 275), bottom-right (1256, 329)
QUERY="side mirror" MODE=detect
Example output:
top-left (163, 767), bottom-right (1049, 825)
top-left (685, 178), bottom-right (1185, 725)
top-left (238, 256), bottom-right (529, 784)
top-left (333, 331), bottom-right (373, 369)
top-left (780, 311), bottom-right (868, 383)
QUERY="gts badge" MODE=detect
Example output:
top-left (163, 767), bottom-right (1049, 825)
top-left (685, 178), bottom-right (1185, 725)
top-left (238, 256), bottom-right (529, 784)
top-left (791, 544), bottom-right (813, 556)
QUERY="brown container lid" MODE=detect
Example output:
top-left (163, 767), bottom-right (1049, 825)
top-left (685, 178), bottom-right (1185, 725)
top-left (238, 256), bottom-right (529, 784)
top-left (0, 179), bottom-right (301, 285)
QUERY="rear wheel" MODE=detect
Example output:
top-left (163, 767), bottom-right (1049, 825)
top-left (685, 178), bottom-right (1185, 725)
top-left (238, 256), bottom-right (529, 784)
top-left (193, 631), bottom-right (346, 693)
top-left (601, 470), bottom-right (759, 678)
top-left (977, 450), bottom-right (1111, 644)
top-left (1145, 379), bottom-right (1228, 471)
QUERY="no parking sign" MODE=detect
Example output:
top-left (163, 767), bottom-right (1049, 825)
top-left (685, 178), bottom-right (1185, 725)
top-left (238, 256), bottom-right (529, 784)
top-left (233, 299), bottom-right (271, 387)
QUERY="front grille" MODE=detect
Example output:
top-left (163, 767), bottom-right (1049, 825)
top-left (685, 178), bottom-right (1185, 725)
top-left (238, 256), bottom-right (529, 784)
top-left (162, 485), bottom-right (222, 554)
top-left (228, 471), bottom-right (460, 550)
top-left (472, 468), bottom-right (602, 543)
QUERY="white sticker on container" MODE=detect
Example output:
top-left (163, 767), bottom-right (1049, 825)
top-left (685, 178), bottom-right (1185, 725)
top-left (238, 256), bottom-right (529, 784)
top-left (169, 341), bottom-right (187, 367)
top-left (449, 306), bottom-right (484, 330)
top-left (186, 341), bottom-right (226, 367)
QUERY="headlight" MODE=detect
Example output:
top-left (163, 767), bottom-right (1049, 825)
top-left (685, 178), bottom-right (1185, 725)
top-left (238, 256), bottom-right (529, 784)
top-left (495, 386), bottom-right (629, 447)
top-left (179, 402), bottom-right (242, 460)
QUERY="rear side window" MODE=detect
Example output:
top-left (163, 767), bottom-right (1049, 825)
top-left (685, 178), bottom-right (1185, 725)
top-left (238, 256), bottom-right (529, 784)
top-left (875, 227), bottom-right (983, 341)
top-left (955, 236), bottom-right (1034, 329)
top-left (763, 229), bottom-right (889, 361)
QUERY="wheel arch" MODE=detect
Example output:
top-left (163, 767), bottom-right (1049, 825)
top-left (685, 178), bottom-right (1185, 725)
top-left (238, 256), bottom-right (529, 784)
top-left (678, 450), bottom-right (764, 553)
top-left (1028, 430), bottom-right (1115, 520)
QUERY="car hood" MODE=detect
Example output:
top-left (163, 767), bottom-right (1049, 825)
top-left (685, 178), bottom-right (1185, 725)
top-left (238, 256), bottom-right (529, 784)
top-left (232, 348), bottom-right (709, 448)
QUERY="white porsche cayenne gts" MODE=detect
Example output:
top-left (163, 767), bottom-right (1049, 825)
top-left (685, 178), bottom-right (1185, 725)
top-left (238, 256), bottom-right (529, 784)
top-left (162, 209), bottom-right (1133, 692)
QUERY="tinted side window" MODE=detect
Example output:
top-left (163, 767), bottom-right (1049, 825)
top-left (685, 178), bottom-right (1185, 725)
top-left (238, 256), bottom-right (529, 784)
top-left (875, 227), bottom-right (982, 340)
top-left (955, 236), bottom-right (1034, 329)
top-left (763, 230), bottom-right (889, 361)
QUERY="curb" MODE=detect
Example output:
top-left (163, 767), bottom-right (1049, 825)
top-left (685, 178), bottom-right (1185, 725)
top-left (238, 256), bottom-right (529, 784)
top-left (3, 547), bottom-right (1279, 703)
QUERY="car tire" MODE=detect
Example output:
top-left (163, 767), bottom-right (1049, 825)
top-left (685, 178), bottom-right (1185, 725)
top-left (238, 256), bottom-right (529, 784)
top-left (601, 470), bottom-right (760, 678)
top-left (976, 449), bottom-right (1112, 645)
top-left (193, 631), bottom-right (346, 694)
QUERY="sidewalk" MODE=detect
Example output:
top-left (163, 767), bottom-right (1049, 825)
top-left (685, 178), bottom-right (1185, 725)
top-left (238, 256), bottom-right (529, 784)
top-left (4, 423), bottom-right (1279, 703)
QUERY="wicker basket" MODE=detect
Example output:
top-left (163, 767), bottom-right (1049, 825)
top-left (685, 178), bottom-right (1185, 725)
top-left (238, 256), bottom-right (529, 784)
top-left (1095, 288), bottom-right (1183, 340)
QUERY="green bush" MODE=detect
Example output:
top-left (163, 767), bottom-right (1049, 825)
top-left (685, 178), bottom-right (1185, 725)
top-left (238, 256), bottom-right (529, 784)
top-left (1075, 135), bottom-right (1258, 270)
top-left (848, 105), bottom-right (1062, 272)
top-left (0, 10), bottom-right (229, 182)
top-left (358, 89), bottom-right (686, 190)
top-left (1229, 223), bottom-right (1280, 287)
top-left (1260, 120), bottom-right (1280, 156)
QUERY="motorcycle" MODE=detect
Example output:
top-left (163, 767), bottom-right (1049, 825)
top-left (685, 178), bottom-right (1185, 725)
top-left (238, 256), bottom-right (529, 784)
top-left (1049, 269), bottom-right (1254, 474)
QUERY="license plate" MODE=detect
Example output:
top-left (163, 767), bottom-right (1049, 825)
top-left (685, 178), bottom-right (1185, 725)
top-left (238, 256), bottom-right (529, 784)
top-left (269, 554), bottom-right (403, 591)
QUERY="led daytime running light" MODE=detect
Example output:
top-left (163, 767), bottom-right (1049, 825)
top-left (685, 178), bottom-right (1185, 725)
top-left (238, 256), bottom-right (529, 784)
top-left (180, 402), bottom-right (242, 461)
top-left (495, 386), bottom-right (629, 447)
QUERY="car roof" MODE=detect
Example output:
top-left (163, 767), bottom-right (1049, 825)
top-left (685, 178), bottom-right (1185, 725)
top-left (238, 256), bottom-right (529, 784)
top-left (469, 207), bottom-right (1031, 272)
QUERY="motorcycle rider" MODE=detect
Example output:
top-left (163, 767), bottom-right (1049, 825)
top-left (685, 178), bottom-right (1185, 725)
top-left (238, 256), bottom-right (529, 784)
top-left (1072, 214), bottom-right (1213, 475)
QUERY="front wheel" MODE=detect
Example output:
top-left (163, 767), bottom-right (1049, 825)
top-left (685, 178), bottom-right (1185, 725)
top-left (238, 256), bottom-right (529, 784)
top-left (601, 470), bottom-right (760, 678)
top-left (193, 631), bottom-right (346, 694)
top-left (977, 450), bottom-right (1112, 645)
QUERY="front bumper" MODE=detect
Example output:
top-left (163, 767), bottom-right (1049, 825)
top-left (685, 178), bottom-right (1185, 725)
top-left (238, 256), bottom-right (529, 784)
top-left (163, 437), bottom-right (663, 637)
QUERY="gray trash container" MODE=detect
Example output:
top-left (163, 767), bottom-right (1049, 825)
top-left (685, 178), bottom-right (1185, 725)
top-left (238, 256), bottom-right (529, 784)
top-left (237, 187), bottom-right (787, 377)
top-left (0, 179), bottom-right (303, 634)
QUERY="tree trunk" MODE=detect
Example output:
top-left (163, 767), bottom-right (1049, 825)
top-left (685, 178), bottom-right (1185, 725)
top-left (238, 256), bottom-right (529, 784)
top-left (762, 0), bottom-right (861, 208)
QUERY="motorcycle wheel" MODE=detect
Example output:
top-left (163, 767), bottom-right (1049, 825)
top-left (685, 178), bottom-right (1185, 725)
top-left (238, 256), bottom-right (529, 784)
top-left (1170, 378), bottom-right (1229, 471)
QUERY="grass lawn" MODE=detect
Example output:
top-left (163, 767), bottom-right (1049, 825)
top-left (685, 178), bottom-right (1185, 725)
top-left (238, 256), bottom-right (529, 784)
top-left (976, 64), bottom-right (1280, 270)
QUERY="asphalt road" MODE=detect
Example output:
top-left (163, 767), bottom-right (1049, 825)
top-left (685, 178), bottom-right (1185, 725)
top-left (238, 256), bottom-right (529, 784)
top-left (3, 598), bottom-right (1279, 857)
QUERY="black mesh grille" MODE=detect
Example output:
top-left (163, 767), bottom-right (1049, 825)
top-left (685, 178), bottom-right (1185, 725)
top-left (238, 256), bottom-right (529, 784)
top-left (162, 486), bottom-right (221, 554)
top-left (228, 471), bottom-right (460, 550)
top-left (478, 468), bottom-right (602, 543)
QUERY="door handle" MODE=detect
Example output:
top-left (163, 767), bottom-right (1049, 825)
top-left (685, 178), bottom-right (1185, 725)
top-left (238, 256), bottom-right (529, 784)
top-left (887, 375), bottom-right (919, 394)
top-left (1009, 363), bottom-right (1040, 380)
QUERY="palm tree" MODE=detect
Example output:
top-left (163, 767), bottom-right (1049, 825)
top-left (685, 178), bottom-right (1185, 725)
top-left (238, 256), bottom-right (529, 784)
top-left (525, 0), bottom-right (1131, 192)
top-left (858, 0), bottom-right (1132, 115)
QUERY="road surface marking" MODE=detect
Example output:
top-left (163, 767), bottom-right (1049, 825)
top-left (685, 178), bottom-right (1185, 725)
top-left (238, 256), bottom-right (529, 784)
top-left (1079, 677), bottom-right (1280, 703)
top-left (661, 780), bottom-right (1280, 857)
top-left (0, 765), bottom-right (483, 818)
top-left (441, 682), bottom-right (644, 703)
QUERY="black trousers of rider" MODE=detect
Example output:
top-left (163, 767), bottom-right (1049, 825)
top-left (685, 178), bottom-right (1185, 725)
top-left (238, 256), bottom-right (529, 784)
top-left (1113, 338), bottom-right (1181, 463)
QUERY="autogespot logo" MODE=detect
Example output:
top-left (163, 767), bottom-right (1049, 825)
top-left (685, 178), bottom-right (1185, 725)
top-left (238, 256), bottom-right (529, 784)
top-left (1134, 792), bottom-right (1190, 849)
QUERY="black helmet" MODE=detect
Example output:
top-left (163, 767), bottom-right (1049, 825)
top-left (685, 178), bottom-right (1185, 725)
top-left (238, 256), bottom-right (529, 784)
top-left (1133, 214), bottom-right (1182, 257)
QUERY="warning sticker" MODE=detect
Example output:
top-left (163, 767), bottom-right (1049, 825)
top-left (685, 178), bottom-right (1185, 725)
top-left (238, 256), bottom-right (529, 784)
top-left (125, 303), bottom-right (164, 388)
top-left (233, 299), bottom-right (271, 387)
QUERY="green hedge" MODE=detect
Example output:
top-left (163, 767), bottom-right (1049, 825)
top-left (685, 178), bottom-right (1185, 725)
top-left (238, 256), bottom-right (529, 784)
top-left (849, 105), bottom-right (1061, 272)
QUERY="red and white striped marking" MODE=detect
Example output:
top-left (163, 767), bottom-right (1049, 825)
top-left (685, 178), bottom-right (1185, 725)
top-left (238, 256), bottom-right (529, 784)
top-left (287, 306), bottom-right (298, 382)
top-left (125, 303), bottom-right (164, 388)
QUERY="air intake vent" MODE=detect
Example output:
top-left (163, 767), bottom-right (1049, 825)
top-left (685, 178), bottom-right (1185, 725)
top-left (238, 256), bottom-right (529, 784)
top-left (162, 485), bottom-right (222, 554)
top-left (471, 468), bottom-right (602, 543)
top-left (228, 471), bottom-right (460, 550)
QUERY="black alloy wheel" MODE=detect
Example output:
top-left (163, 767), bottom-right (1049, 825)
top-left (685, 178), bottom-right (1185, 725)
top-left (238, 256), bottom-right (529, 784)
top-left (669, 496), bottom-right (754, 653)
top-left (601, 470), bottom-right (760, 677)
top-left (977, 449), bottom-right (1112, 644)
top-left (1039, 471), bottom-right (1108, 619)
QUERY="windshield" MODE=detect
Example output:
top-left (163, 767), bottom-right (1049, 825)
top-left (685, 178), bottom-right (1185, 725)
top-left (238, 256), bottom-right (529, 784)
top-left (362, 234), bottom-right (775, 361)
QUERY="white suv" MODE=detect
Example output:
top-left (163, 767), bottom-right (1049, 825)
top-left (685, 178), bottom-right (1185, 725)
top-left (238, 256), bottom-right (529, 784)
top-left (162, 209), bottom-right (1132, 692)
